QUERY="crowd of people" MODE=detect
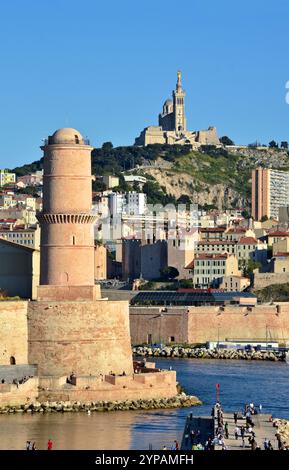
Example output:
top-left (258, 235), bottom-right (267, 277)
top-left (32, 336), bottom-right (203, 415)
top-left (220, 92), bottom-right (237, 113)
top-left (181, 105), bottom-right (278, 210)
top-left (25, 439), bottom-right (53, 450)
top-left (162, 440), bottom-right (179, 450)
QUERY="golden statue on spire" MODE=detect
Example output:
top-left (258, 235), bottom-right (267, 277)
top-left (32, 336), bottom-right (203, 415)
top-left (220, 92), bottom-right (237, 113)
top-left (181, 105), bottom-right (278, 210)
top-left (177, 70), bottom-right (182, 89)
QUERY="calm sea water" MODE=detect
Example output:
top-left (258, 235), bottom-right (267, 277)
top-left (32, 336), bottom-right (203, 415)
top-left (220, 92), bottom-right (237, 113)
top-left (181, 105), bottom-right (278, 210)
top-left (0, 358), bottom-right (288, 450)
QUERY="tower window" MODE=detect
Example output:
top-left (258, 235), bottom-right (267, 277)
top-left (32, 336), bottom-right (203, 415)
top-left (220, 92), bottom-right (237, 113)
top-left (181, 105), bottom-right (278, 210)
top-left (72, 236), bottom-right (76, 245)
top-left (75, 135), bottom-right (79, 144)
top-left (10, 356), bottom-right (16, 365)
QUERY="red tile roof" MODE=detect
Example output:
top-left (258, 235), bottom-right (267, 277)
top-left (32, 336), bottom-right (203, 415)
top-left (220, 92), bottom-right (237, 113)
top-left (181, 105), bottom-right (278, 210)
top-left (238, 236), bottom-right (258, 244)
top-left (274, 252), bottom-right (289, 257)
top-left (225, 227), bottom-right (246, 234)
top-left (185, 260), bottom-right (194, 269)
top-left (200, 227), bottom-right (226, 232)
top-left (268, 231), bottom-right (289, 237)
top-left (195, 253), bottom-right (229, 260)
top-left (198, 240), bottom-right (237, 245)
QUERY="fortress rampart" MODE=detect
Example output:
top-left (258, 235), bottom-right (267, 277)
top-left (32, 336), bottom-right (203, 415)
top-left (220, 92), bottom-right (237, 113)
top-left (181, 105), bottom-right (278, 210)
top-left (130, 303), bottom-right (289, 345)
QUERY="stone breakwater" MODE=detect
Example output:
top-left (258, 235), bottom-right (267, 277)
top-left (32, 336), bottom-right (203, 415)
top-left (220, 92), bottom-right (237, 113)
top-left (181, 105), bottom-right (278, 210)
top-left (0, 394), bottom-right (201, 414)
top-left (274, 419), bottom-right (289, 447)
top-left (133, 346), bottom-right (286, 361)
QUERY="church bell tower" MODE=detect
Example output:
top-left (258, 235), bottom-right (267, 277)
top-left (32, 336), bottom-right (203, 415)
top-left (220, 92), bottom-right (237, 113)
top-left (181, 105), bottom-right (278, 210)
top-left (172, 70), bottom-right (186, 134)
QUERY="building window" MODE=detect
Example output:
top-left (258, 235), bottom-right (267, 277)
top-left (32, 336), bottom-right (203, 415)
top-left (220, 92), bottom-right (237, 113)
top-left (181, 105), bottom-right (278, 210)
top-left (169, 336), bottom-right (175, 343)
top-left (147, 334), bottom-right (152, 344)
top-left (72, 235), bottom-right (76, 245)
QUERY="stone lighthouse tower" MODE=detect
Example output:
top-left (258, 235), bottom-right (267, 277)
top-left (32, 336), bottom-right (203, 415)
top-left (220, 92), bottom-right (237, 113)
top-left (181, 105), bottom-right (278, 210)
top-left (37, 128), bottom-right (100, 301)
top-left (28, 127), bottom-right (133, 377)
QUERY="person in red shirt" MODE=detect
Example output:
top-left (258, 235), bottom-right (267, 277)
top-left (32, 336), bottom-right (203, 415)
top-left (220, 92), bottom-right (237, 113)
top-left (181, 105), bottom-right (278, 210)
top-left (47, 439), bottom-right (53, 450)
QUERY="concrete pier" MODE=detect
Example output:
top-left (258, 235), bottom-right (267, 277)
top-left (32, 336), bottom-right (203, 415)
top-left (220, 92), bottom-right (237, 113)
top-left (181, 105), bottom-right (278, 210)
top-left (220, 412), bottom-right (278, 450)
top-left (181, 406), bottom-right (280, 450)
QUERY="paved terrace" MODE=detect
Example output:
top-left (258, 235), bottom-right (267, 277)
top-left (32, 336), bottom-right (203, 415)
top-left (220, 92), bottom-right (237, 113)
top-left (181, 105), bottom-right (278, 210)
top-left (0, 365), bottom-right (37, 384)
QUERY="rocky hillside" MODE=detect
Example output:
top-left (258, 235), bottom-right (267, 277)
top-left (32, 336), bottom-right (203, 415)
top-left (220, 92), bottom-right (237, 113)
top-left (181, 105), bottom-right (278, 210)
top-left (130, 146), bottom-right (289, 210)
top-left (12, 143), bottom-right (289, 210)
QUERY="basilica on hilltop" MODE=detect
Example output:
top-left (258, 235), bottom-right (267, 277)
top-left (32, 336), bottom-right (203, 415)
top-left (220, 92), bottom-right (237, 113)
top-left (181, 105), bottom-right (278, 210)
top-left (135, 71), bottom-right (220, 147)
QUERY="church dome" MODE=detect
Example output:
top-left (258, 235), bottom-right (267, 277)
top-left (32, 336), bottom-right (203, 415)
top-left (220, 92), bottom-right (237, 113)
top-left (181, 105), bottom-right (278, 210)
top-left (49, 128), bottom-right (85, 145)
top-left (164, 99), bottom-right (173, 106)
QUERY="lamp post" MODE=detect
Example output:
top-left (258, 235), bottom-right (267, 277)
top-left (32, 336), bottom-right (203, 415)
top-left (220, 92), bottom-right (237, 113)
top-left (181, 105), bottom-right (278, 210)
top-left (159, 313), bottom-right (164, 345)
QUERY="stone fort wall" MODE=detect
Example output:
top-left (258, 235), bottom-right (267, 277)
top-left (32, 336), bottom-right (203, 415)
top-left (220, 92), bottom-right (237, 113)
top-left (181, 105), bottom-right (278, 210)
top-left (187, 304), bottom-right (289, 344)
top-left (0, 301), bottom-right (28, 366)
top-left (0, 378), bottom-right (38, 406)
top-left (28, 300), bottom-right (134, 377)
top-left (254, 272), bottom-right (289, 290)
top-left (130, 304), bottom-right (289, 345)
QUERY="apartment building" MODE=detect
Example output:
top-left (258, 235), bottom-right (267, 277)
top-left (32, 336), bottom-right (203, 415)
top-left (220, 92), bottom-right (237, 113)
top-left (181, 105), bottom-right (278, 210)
top-left (252, 167), bottom-right (289, 221)
top-left (186, 253), bottom-right (240, 288)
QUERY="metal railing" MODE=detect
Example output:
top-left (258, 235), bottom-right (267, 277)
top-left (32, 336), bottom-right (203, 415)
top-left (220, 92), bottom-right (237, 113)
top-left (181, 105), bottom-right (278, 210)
top-left (43, 137), bottom-right (90, 146)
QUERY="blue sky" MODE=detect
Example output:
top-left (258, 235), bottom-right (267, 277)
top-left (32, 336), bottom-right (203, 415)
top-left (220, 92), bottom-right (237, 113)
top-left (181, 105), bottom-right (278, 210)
top-left (0, 0), bottom-right (289, 167)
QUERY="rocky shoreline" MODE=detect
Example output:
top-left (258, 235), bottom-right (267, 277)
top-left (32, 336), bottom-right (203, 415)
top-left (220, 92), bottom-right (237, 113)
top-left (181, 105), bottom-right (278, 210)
top-left (274, 419), bottom-right (289, 448)
top-left (0, 394), bottom-right (201, 414)
top-left (133, 346), bottom-right (286, 361)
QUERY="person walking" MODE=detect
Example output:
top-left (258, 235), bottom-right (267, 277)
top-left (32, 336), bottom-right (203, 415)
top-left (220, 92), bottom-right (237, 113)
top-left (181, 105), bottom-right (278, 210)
top-left (47, 439), bottom-right (53, 450)
top-left (268, 440), bottom-right (273, 450)
top-left (190, 429), bottom-right (195, 444)
top-left (233, 412), bottom-right (238, 424)
top-left (224, 422), bottom-right (229, 439)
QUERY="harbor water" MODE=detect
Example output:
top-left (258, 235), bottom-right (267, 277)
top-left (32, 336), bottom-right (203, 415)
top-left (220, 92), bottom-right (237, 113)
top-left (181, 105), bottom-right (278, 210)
top-left (0, 358), bottom-right (288, 450)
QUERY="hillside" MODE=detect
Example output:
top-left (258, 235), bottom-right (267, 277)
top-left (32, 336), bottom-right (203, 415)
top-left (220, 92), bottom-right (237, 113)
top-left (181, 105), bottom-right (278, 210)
top-left (255, 283), bottom-right (289, 303)
top-left (12, 143), bottom-right (289, 210)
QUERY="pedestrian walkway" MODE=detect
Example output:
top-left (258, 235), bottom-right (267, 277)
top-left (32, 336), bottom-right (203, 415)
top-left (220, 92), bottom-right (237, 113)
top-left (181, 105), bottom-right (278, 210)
top-left (223, 412), bottom-right (278, 450)
top-left (181, 406), bottom-right (280, 451)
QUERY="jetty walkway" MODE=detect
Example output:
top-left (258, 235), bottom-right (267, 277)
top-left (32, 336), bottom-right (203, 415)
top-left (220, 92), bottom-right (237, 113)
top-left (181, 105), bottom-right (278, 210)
top-left (181, 404), bottom-right (281, 450)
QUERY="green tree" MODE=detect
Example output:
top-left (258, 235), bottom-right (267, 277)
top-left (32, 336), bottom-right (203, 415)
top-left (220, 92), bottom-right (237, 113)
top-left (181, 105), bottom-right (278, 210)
top-left (241, 210), bottom-right (250, 219)
top-left (16, 186), bottom-right (40, 197)
top-left (160, 266), bottom-right (179, 280)
top-left (241, 259), bottom-right (262, 277)
top-left (101, 142), bottom-right (113, 151)
top-left (177, 194), bottom-right (192, 206)
top-left (269, 140), bottom-right (278, 148)
top-left (92, 179), bottom-right (106, 192)
top-left (220, 136), bottom-right (234, 146)
top-left (260, 215), bottom-right (268, 222)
